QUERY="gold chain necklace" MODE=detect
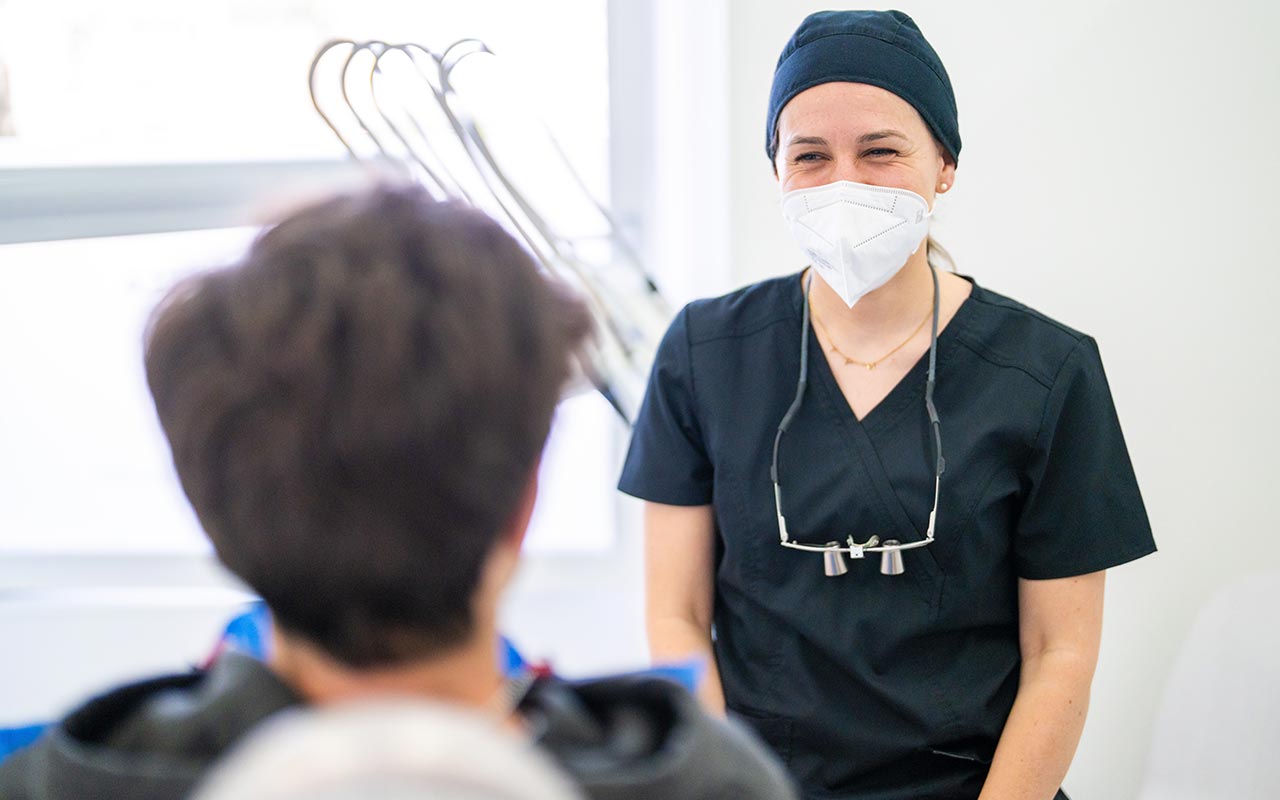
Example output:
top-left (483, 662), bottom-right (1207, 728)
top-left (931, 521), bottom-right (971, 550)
top-left (809, 297), bottom-right (934, 371)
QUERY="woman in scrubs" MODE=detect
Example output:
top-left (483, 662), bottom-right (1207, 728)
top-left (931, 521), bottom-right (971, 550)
top-left (618, 10), bottom-right (1155, 800)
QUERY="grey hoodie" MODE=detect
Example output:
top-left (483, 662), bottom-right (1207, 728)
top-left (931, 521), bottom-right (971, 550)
top-left (0, 652), bottom-right (796, 800)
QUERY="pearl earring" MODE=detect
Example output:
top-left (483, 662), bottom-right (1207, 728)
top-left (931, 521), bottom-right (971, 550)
top-left (939, 183), bottom-right (949, 192)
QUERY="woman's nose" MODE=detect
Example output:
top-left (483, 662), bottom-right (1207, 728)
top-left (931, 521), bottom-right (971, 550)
top-left (830, 154), bottom-right (871, 185)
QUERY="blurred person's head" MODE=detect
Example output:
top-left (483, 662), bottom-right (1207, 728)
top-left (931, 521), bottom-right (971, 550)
top-left (191, 701), bottom-right (584, 800)
top-left (144, 185), bottom-right (588, 689)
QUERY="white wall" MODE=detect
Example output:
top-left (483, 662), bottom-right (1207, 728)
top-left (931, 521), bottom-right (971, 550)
top-left (715, 1), bottom-right (1280, 797)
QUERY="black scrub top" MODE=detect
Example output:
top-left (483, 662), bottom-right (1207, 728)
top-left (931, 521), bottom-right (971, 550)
top-left (618, 272), bottom-right (1155, 800)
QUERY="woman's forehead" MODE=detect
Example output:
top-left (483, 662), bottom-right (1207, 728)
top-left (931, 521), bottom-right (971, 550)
top-left (778, 82), bottom-right (927, 140)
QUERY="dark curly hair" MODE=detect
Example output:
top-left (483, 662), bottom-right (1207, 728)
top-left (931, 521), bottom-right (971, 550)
top-left (144, 185), bottom-right (590, 667)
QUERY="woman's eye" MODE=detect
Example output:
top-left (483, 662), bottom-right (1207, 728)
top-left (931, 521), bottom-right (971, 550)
top-left (863, 148), bottom-right (898, 158)
top-left (794, 152), bottom-right (826, 163)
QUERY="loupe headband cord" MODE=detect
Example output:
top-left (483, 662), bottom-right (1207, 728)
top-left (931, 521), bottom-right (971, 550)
top-left (774, 268), bottom-right (943, 548)
top-left (925, 264), bottom-right (945, 478)
top-left (771, 272), bottom-right (814, 540)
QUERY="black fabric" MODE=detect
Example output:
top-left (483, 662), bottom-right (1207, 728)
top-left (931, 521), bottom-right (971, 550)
top-left (618, 272), bottom-right (1155, 799)
top-left (767, 10), bottom-right (961, 162)
top-left (0, 655), bottom-right (796, 800)
top-left (523, 674), bottom-right (797, 800)
top-left (0, 652), bottom-right (299, 800)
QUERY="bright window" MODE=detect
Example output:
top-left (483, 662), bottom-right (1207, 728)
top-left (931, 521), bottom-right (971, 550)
top-left (0, 229), bottom-right (622, 555)
top-left (0, 0), bottom-right (608, 172)
top-left (0, 0), bottom-right (622, 556)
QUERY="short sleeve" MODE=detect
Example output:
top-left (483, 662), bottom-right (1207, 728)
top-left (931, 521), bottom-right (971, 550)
top-left (617, 306), bottom-right (714, 506)
top-left (1014, 337), bottom-right (1156, 579)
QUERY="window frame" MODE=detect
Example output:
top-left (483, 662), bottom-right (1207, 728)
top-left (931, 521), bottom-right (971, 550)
top-left (0, 160), bottom-right (366, 245)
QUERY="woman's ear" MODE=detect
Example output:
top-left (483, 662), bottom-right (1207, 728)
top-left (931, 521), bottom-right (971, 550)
top-left (937, 148), bottom-right (957, 194)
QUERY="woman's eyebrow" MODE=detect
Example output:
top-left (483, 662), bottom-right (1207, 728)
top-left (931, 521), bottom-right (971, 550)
top-left (857, 129), bottom-right (909, 144)
top-left (786, 130), bottom-right (910, 149)
top-left (786, 135), bottom-right (829, 148)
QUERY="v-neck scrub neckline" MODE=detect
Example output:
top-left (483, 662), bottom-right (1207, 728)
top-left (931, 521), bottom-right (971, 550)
top-left (618, 271), bottom-right (1154, 799)
top-left (794, 272), bottom-right (975, 435)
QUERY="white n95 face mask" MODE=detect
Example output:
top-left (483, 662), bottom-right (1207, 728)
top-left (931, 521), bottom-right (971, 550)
top-left (781, 180), bottom-right (932, 308)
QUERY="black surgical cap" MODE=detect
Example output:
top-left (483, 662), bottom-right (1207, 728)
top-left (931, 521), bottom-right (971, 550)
top-left (766, 10), bottom-right (961, 164)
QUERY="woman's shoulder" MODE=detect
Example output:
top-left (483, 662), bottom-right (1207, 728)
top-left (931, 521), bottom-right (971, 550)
top-left (679, 272), bottom-right (802, 347)
top-left (954, 280), bottom-right (1096, 390)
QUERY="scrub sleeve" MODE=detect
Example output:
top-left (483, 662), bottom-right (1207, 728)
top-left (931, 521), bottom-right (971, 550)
top-left (1014, 336), bottom-right (1153, 578)
top-left (619, 307), bottom-right (713, 507)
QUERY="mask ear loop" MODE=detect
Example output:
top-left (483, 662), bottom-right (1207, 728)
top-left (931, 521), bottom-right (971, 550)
top-left (771, 271), bottom-right (813, 543)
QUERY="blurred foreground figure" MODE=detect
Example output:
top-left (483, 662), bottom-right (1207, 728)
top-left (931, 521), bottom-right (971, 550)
top-left (0, 185), bottom-right (796, 800)
top-left (192, 701), bottom-right (583, 800)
